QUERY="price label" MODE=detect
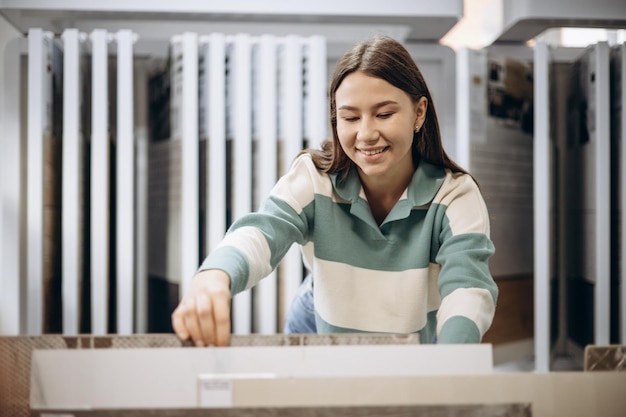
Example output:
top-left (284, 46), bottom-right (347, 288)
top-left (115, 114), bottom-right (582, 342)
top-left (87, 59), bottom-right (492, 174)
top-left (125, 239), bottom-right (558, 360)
top-left (197, 373), bottom-right (275, 407)
top-left (198, 377), bottom-right (233, 407)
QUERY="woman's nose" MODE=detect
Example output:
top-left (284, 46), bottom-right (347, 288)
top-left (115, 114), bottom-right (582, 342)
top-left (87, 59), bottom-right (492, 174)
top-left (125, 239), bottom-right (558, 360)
top-left (356, 118), bottom-right (379, 142)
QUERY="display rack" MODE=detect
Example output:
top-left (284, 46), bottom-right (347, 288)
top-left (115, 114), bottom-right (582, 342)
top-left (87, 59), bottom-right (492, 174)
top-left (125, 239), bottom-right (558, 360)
top-left (485, 0), bottom-right (626, 44)
top-left (0, 0), bottom-right (464, 44)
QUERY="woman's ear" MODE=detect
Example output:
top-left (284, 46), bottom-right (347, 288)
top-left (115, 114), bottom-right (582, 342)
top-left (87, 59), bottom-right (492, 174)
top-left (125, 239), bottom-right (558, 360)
top-left (414, 96), bottom-right (428, 130)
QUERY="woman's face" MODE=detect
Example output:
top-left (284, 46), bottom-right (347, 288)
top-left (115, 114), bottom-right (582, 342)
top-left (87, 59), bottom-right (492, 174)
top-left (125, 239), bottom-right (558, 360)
top-left (335, 71), bottom-right (426, 185)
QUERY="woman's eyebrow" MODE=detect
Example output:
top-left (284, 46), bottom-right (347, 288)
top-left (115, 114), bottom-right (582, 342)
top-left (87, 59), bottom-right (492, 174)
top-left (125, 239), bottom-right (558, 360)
top-left (337, 100), bottom-right (399, 111)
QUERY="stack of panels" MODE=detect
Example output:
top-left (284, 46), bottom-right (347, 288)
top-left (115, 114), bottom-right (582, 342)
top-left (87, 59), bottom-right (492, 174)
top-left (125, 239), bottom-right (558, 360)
top-left (0, 30), bottom-right (327, 338)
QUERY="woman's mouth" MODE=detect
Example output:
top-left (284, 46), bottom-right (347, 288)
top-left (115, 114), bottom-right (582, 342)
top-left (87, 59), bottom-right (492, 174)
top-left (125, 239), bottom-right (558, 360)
top-left (358, 147), bottom-right (388, 156)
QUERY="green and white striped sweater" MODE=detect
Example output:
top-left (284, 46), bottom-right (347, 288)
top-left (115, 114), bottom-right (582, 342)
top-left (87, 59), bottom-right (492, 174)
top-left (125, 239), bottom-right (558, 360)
top-left (199, 154), bottom-right (498, 343)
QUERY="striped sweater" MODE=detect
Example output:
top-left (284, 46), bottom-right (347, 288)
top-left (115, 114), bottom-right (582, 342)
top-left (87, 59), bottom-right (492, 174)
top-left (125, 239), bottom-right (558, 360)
top-left (199, 154), bottom-right (498, 343)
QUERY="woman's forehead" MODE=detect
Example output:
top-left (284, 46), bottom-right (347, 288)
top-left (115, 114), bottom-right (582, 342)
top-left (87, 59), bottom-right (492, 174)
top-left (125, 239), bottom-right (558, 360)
top-left (335, 72), bottom-right (412, 108)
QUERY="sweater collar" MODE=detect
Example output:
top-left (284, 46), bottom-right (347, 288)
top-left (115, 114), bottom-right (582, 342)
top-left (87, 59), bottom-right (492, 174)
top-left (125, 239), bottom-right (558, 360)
top-left (330, 160), bottom-right (447, 208)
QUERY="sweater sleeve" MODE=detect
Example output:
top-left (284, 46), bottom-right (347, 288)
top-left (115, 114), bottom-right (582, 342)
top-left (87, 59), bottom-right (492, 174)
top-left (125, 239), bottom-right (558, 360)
top-left (433, 173), bottom-right (498, 344)
top-left (198, 154), bottom-right (318, 295)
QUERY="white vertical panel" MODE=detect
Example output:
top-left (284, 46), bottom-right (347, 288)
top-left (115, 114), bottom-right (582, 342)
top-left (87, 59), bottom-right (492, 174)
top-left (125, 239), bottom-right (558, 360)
top-left (90, 29), bottom-right (110, 335)
top-left (594, 41), bottom-right (611, 345)
top-left (280, 35), bottom-right (304, 170)
top-left (279, 35), bottom-right (304, 318)
top-left (61, 29), bottom-right (82, 335)
top-left (456, 47), bottom-right (489, 172)
top-left (1, 37), bottom-right (26, 335)
top-left (116, 29), bottom-right (135, 334)
top-left (179, 32), bottom-right (199, 299)
top-left (205, 33), bottom-right (227, 253)
top-left (533, 42), bottom-right (551, 373)
top-left (455, 47), bottom-right (471, 171)
top-left (231, 33), bottom-right (253, 334)
top-left (305, 36), bottom-right (327, 147)
top-left (254, 34), bottom-right (278, 334)
top-left (26, 28), bottom-right (49, 335)
top-left (620, 42), bottom-right (626, 344)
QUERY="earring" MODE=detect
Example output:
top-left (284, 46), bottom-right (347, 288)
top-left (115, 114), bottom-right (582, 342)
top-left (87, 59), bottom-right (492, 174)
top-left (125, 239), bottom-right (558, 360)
top-left (414, 125), bottom-right (420, 133)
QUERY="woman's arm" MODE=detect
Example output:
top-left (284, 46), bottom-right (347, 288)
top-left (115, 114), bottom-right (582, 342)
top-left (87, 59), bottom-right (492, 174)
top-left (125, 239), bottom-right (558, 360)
top-left (171, 154), bottom-right (321, 346)
top-left (434, 173), bottom-right (498, 343)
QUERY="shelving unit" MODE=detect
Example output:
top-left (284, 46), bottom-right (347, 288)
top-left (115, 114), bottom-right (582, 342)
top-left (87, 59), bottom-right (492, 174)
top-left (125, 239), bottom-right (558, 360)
top-left (484, 0), bottom-right (626, 44)
top-left (0, 0), bottom-right (463, 44)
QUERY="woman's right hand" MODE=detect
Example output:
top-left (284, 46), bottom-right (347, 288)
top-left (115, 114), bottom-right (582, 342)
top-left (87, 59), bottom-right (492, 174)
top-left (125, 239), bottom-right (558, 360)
top-left (171, 269), bottom-right (232, 347)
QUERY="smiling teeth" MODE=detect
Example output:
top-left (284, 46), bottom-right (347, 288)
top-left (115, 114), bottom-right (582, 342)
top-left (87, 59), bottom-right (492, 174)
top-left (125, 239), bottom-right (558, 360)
top-left (361, 148), bottom-right (385, 156)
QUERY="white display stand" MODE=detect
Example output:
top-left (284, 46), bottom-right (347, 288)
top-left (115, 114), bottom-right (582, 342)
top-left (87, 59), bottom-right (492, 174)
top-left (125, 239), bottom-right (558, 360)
top-left (30, 344), bottom-right (493, 409)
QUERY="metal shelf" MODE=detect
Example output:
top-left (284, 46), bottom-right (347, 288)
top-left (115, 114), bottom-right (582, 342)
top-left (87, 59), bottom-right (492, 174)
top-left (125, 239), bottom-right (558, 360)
top-left (486, 0), bottom-right (626, 44)
top-left (0, 0), bottom-right (464, 43)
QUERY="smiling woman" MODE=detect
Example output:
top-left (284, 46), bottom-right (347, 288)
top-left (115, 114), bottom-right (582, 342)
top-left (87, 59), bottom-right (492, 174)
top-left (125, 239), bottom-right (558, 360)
top-left (335, 72), bottom-right (426, 223)
top-left (172, 36), bottom-right (498, 347)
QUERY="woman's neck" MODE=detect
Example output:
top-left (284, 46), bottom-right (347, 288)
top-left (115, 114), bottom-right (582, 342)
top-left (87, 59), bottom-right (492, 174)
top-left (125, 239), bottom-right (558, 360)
top-left (359, 164), bottom-right (415, 226)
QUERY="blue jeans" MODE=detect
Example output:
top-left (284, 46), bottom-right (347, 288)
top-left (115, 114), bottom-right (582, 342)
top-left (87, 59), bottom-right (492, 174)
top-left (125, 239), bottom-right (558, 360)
top-left (283, 274), bottom-right (317, 333)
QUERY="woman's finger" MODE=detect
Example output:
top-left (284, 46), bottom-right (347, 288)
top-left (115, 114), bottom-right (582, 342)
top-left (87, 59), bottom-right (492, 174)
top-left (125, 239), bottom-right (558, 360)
top-left (196, 290), bottom-right (216, 346)
top-left (212, 292), bottom-right (232, 346)
top-left (171, 303), bottom-right (190, 341)
top-left (180, 298), bottom-right (205, 347)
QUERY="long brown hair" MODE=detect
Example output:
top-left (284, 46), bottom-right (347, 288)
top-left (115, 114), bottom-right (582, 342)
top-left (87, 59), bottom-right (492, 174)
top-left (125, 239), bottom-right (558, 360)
top-left (303, 36), bottom-right (469, 181)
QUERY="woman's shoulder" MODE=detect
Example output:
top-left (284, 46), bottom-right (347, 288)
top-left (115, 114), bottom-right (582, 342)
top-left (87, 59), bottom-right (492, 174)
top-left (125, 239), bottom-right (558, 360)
top-left (434, 168), bottom-right (484, 205)
top-left (285, 153), bottom-right (315, 174)
top-left (443, 168), bottom-right (479, 189)
top-left (434, 169), bottom-right (490, 234)
top-left (288, 152), bottom-right (332, 180)
top-left (291, 152), bottom-right (316, 168)
top-left (273, 152), bottom-right (333, 197)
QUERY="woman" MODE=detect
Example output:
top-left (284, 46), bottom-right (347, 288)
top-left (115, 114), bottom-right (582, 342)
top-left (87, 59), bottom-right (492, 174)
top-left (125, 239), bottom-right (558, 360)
top-left (172, 36), bottom-right (498, 347)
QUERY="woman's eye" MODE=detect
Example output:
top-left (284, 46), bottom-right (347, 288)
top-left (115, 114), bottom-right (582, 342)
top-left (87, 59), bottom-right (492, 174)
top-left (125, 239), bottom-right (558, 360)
top-left (343, 116), bottom-right (359, 122)
top-left (377, 112), bottom-right (393, 119)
